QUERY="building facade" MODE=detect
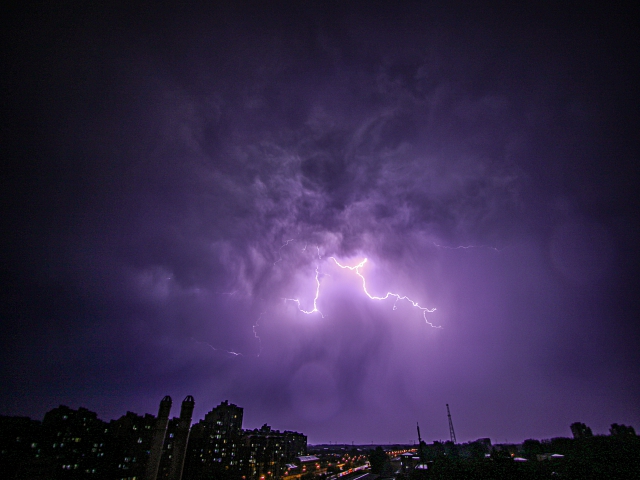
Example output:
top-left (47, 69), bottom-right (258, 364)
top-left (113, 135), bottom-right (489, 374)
top-left (184, 400), bottom-right (244, 479)
top-left (157, 396), bottom-right (194, 480)
top-left (0, 396), bottom-right (307, 480)
top-left (240, 425), bottom-right (307, 480)
top-left (108, 411), bottom-right (156, 480)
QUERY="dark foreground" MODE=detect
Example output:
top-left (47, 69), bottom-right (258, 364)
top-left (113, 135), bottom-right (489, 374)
top-left (403, 435), bottom-right (640, 479)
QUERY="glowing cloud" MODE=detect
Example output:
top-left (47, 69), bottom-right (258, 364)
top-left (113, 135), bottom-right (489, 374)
top-left (284, 252), bottom-right (439, 328)
top-left (283, 265), bottom-right (324, 317)
top-left (329, 257), bottom-right (440, 328)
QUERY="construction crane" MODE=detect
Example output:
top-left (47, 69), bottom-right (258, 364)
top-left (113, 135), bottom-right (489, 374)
top-left (416, 422), bottom-right (426, 461)
top-left (446, 404), bottom-right (457, 444)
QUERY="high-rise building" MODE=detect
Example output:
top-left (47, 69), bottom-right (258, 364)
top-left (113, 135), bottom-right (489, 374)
top-left (184, 400), bottom-right (244, 479)
top-left (41, 405), bottom-right (110, 478)
top-left (240, 424), bottom-right (307, 480)
top-left (158, 396), bottom-right (194, 480)
top-left (0, 415), bottom-right (44, 479)
top-left (108, 411), bottom-right (156, 480)
top-left (1, 396), bottom-right (307, 480)
top-left (145, 396), bottom-right (172, 480)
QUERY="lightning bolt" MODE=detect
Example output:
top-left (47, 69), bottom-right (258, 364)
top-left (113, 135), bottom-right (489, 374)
top-left (274, 239), bottom-right (295, 265)
top-left (432, 242), bottom-right (501, 252)
top-left (284, 265), bottom-right (325, 317)
top-left (253, 311), bottom-right (264, 356)
top-left (193, 309), bottom-right (265, 358)
top-left (282, 253), bottom-right (439, 328)
top-left (211, 244), bottom-right (439, 359)
top-left (329, 257), bottom-right (440, 328)
top-left (192, 338), bottom-right (243, 357)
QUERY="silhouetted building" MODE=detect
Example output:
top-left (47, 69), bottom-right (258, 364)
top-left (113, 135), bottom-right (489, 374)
top-left (241, 424), bottom-right (307, 480)
top-left (184, 400), bottom-right (244, 479)
top-left (158, 396), bottom-right (194, 480)
top-left (40, 405), bottom-right (110, 478)
top-left (0, 416), bottom-right (43, 479)
top-left (1, 396), bottom-right (309, 480)
top-left (145, 396), bottom-right (172, 480)
top-left (108, 411), bottom-right (156, 480)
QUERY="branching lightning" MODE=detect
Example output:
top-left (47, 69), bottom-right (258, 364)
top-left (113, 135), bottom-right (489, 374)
top-left (282, 246), bottom-right (439, 327)
top-left (202, 240), bottom-right (441, 361)
top-left (274, 239), bottom-right (295, 265)
top-left (329, 257), bottom-right (440, 328)
top-left (284, 266), bottom-right (325, 317)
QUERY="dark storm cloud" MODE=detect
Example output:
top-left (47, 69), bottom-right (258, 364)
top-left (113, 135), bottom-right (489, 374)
top-left (1, 2), bottom-right (638, 442)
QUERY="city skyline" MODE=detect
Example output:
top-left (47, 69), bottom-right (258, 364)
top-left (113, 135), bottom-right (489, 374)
top-left (3, 394), bottom-right (626, 447)
top-left (2, 2), bottom-right (638, 446)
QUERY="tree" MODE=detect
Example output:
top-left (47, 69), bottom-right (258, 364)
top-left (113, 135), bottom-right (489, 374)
top-left (522, 439), bottom-right (543, 459)
top-left (570, 422), bottom-right (593, 439)
top-left (369, 446), bottom-right (387, 474)
top-left (610, 423), bottom-right (636, 437)
top-left (443, 440), bottom-right (459, 458)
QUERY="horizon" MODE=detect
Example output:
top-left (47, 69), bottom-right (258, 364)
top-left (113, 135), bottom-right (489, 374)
top-left (3, 395), bottom-right (625, 447)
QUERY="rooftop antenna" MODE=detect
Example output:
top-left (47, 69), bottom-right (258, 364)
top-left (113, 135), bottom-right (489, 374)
top-left (446, 404), bottom-right (456, 444)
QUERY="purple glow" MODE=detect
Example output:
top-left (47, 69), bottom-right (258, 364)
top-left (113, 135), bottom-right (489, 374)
top-left (329, 257), bottom-right (439, 327)
top-left (0, 2), bottom-right (638, 446)
top-left (282, 253), bottom-right (438, 328)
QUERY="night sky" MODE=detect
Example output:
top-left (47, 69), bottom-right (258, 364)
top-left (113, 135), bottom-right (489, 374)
top-left (2, 2), bottom-right (639, 445)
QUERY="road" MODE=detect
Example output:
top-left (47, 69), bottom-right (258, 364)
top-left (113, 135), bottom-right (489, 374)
top-left (336, 472), bottom-right (379, 480)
